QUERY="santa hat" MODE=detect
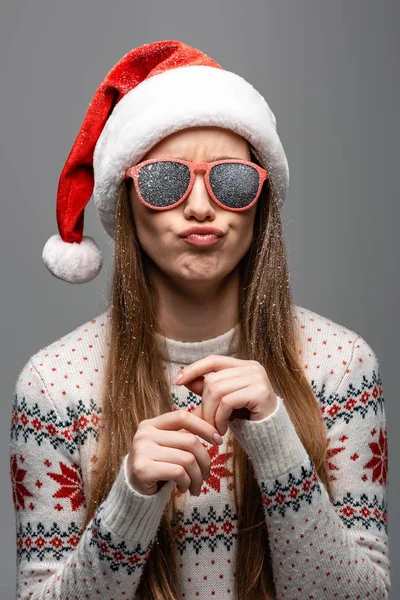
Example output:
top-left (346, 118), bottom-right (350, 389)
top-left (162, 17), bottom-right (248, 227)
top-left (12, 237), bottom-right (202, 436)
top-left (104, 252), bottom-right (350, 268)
top-left (42, 39), bottom-right (289, 284)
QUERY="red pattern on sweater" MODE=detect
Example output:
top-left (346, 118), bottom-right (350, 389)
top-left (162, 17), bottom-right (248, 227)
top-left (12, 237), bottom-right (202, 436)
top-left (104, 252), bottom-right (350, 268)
top-left (9, 305), bottom-right (390, 599)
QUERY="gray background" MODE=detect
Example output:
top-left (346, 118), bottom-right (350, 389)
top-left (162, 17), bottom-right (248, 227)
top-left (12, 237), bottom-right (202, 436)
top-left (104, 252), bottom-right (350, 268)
top-left (1, 0), bottom-right (398, 597)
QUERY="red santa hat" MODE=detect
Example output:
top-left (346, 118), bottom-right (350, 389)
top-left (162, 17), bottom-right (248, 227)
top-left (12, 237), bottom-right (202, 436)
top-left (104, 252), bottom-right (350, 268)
top-left (42, 39), bottom-right (289, 284)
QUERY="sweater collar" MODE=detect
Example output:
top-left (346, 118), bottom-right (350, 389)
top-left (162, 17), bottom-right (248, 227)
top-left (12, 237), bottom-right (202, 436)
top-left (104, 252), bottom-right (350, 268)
top-left (155, 324), bottom-right (240, 364)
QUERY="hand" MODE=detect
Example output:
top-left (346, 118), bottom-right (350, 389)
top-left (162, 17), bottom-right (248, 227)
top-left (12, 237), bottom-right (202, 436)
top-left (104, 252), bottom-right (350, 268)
top-left (171, 355), bottom-right (279, 437)
top-left (126, 410), bottom-right (221, 496)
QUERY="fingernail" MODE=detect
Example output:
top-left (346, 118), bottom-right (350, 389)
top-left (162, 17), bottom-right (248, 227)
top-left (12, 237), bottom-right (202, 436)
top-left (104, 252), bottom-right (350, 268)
top-left (205, 470), bottom-right (211, 480)
top-left (213, 432), bottom-right (223, 445)
top-left (171, 372), bottom-right (183, 385)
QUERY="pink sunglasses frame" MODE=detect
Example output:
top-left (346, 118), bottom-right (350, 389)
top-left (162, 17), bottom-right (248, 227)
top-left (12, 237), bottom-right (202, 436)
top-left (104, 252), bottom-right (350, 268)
top-left (124, 158), bottom-right (269, 212)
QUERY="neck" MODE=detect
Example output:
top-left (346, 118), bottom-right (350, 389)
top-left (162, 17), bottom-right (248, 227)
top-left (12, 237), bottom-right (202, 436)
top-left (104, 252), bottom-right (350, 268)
top-left (150, 264), bottom-right (240, 342)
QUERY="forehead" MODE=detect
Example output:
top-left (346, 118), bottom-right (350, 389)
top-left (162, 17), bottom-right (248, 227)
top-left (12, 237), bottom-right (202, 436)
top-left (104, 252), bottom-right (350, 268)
top-left (142, 126), bottom-right (250, 160)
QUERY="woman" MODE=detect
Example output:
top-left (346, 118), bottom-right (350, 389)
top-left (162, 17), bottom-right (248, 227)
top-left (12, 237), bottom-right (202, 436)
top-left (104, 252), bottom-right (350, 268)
top-left (10, 40), bottom-right (390, 599)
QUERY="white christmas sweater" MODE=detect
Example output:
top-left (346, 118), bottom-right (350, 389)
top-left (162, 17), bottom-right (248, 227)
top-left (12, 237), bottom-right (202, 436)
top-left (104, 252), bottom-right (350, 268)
top-left (10, 304), bottom-right (390, 599)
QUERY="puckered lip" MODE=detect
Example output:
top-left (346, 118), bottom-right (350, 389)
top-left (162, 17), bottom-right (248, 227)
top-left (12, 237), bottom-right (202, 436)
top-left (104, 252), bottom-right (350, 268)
top-left (179, 226), bottom-right (225, 237)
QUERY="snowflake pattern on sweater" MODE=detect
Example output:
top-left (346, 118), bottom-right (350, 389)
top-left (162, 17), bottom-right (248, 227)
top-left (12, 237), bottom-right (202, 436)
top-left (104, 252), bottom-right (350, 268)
top-left (9, 305), bottom-right (390, 599)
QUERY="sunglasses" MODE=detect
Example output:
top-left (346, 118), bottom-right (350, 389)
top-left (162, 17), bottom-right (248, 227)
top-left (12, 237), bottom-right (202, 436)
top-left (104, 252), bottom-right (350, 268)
top-left (124, 158), bottom-right (269, 212)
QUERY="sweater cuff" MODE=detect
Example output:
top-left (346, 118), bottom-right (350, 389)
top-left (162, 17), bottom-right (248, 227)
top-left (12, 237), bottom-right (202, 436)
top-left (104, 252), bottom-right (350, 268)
top-left (228, 396), bottom-right (308, 481)
top-left (99, 453), bottom-right (175, 542)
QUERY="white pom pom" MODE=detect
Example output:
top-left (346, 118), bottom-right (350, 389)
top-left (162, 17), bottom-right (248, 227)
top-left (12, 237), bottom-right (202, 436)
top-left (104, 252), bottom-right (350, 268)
top-left (42, 234), bottom-right (103, 284)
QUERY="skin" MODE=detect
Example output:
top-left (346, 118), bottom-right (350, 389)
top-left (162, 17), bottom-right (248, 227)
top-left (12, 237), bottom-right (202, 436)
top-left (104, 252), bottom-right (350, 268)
top-left (128, 126), bottom-right (258, 342)
top-left (126, 127), bottom-right (278, 496)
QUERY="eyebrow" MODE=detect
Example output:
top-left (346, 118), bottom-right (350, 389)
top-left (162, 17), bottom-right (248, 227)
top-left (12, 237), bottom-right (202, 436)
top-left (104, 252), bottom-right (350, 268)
top-left (169, 155), bottom-right (244, 162)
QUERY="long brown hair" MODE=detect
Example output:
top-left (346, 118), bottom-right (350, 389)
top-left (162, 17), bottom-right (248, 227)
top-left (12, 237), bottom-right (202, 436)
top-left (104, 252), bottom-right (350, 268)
top-left (83, 141), bottom-right (334, 599)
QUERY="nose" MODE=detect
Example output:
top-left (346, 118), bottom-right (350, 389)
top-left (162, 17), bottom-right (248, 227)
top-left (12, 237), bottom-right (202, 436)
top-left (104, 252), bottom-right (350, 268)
top-left (184, 168), bottom-right (214, 214)
top-left (193, 166), bottom-right (206, 175)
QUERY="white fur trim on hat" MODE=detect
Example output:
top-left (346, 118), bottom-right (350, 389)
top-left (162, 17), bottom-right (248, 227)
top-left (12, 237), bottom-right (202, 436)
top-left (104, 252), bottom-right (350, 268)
top-left (93, 65), bottom-right (289, 239)
top-left (42, 234), bottom-right (103, 284)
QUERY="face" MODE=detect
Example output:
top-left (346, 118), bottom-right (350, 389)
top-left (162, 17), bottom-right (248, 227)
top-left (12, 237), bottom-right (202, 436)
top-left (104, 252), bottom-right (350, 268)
top-left (128, 126), bottom-right (258, 290)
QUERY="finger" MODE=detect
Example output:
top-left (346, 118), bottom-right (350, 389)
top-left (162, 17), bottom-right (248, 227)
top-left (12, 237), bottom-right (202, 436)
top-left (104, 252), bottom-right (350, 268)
top-left (214, 387), bottom-right (257, 436)
top-left (202, 375), bottom-right (250, 433)
top-left (190, 403), bottom-right (203, 418)
top-left (179, 375), bottom-right (206, 397)
top-left (149, 430), bottom-right (211, 487)
top-left (183, 365), bottom-right (259, 397)
top-left (180, 403), bottom-right (203, 425)
top-left (148, 409), bottom-right (218, 446)
top-left (179, 404), bottom-right (203, 436)
top-left (178, 355), bottom-right (245, 386)
top-left (201, 365), bottom-right (258, 385)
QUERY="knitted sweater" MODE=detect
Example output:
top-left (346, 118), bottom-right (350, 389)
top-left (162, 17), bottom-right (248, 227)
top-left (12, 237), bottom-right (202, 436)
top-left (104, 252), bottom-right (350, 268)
top-left (10, 304), bottom-right (390, 599)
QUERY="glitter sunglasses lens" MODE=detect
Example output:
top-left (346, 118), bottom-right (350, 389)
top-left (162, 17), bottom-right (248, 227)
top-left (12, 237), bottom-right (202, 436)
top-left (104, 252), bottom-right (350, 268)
top-left (209, 163), bottom-right (260, 209)
top-left (138, 161), bottom-right (190, 208)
